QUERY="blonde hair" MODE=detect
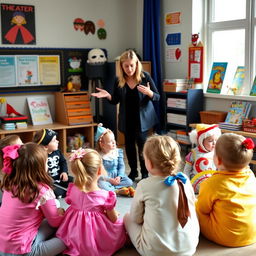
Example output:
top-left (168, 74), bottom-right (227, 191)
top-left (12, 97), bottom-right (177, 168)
top-left (96, 130), bottom-right (115, 152)
top-left (116, 50), bottom-right (144, 87)
top-left (71, 149), bottom-right (102, 191)
top-left (143, 135), bottom-right (181, 175)
top-left (215, 133), bottom-right (253, 171)
top-left (0, 142), bottom-right (52, 203)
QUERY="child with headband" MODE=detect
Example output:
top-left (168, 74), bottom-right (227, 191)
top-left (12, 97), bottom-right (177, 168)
top-left (124, 135), bottom-right (199, 256)
top-left (95, 124), bottom-right (135, 197)
top-left (0, 143), bottom-right (66, 255)
top-left (56, 148), bottom-right (127, 256)
top-left (196, 133), bottom-right (256, 247)
top-left (33, 129), bottom-right (73, 198)
top-left (184, 124), bottom-right (221, 193)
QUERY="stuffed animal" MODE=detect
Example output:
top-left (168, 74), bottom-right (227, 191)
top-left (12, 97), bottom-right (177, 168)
top-left (66, 75), bottom-right (81, 92)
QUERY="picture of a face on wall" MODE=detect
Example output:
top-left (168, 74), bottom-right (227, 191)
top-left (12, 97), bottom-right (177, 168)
top-left (1, 3), bottom-right (36, 45)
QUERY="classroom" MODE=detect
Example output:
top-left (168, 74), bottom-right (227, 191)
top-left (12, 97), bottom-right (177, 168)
top-left (1, 0), bottom-right (256, 255)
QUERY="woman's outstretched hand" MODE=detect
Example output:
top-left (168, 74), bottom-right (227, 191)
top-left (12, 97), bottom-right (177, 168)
top-left (91, 87), bottom-right (111, 100)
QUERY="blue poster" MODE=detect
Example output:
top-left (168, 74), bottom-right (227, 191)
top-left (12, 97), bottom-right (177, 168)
top-left (0, 55), bottom-right (16, 87)
top-left (166, 33), bottom-right (181, 45)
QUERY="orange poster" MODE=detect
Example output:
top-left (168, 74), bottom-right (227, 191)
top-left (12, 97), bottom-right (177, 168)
top-left (165, 12), bottom-right (181, 25)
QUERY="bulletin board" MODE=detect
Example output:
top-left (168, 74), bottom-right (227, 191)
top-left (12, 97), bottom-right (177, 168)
top-left (188, 45), bottom-right (204, 83)
top-left (0, 47), bottom-right (107, 93)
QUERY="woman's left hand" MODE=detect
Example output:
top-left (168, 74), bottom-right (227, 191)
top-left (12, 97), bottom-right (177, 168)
top-left (137, 82), bottom-right (153, 98)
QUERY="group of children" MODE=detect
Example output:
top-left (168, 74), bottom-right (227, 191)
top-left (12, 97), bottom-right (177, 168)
top-left (0, 121), bottom-right (256, 255)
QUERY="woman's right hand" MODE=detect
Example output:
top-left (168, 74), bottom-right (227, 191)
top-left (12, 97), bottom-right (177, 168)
top-left (91, 87), bottom-right (111, 100)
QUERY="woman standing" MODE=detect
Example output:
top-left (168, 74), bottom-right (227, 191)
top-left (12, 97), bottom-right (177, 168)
top-left (92, 50), bottom-right (160, 180)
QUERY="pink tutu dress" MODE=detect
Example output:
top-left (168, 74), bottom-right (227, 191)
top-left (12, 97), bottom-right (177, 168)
top-left (56, 183), bottom-right (127, 256)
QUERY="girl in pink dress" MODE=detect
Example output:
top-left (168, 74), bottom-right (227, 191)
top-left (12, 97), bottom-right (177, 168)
top-left (56, 148), bottom-right (127, 256)
top-left (0, 142), bottom-right (66, 256)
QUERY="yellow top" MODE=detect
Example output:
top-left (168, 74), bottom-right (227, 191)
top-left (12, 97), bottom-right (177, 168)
top-left (196, 168), bottom-right (256, 247)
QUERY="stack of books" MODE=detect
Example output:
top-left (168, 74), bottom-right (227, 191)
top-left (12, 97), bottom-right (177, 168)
top-left (167, 98), bottom-right (186, 109)
top-left (219, 101), bottom-right (252, 131)
top-left (167, 113), bottom-right (186, 125)
top-left (176, 130), bottom-right (190, 144)
top-left (16, 122), bottom-right (28, 129)
top-left (163, 79), bottom-right (188, 92)
top-left (2, 123), bottom-right (16, 130)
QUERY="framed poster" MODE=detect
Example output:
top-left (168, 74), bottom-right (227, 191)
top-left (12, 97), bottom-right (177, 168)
top-left (1, 3), bottom-right (36, 45)
top-left (188, 45), bottom-right (204, 83)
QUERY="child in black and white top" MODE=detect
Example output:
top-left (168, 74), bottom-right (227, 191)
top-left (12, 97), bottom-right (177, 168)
top-left (33, 129), bottom-right (73, 198)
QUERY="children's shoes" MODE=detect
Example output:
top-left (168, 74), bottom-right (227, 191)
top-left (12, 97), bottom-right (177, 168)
top-left (116, 187), bottom-right (130, 196)
top-left (128, 186), bottom-right (135, 197)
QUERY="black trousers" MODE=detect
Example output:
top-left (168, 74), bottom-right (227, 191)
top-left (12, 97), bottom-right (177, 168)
top-left (124, 129), bottom-right (148, 176)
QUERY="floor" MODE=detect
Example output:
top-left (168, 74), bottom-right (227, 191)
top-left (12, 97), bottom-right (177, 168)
top-left (59, 149), bottom-right (256, 256)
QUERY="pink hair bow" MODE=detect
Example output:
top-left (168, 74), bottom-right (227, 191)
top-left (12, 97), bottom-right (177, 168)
top-left (69, 147), bottom-right (87, 162)
top-left (2, 144), bottom-right (21, 175)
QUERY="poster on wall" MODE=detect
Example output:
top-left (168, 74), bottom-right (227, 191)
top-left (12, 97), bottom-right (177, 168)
top-left (38, 56), bottom-right (60, 85)
top-left (0, 56), bottom-right (16, 87)
top-left (165, 12), bottom-right (181, 25)
top-left (166, 47), bottom-right (182, 62)
top-left (1, 3), bottom-right (36, 44)
top-left (16, 55), bottom-right (39, 86)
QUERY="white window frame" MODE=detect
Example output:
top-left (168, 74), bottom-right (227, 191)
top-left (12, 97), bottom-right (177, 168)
top-left (205, 0), bottom-right (256, 96)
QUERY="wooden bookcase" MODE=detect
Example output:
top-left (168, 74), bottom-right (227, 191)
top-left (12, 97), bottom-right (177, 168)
top-left (0, 91), bottom-right (97, 155)
top-left (0, 122), bottom-right (97, 156)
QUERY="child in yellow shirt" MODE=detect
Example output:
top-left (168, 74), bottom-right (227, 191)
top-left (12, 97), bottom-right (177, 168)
top-left (196, 133), bottom-right (256, 247)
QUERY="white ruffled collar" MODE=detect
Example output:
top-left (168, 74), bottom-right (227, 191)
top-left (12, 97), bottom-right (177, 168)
top-left (101, 148), bottom-right (119, 160)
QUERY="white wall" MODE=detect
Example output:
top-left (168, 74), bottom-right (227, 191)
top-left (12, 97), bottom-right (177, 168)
top-left (161, 0), bottom-right (192, 79)
top-left (0, 0), bottom-right (143, 121)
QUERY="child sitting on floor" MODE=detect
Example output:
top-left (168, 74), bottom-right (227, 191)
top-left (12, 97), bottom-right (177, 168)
top-left (124, 135), bottom-right (199, 256)
top-left (183, 123), bottom-right (221, 193)
top-left (33, 129), bottom-right (73, 198)
top-left (196, 133), bottom-right (256, 247)
top-left (0, 143), bottom-right (66, 255)
top-left (95, 124), bottom-right (135, 197)
top-left (56, 148), bottom-right (127, 256)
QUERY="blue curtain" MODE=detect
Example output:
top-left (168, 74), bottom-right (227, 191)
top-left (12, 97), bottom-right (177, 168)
top-left (143, 0), bottom-right (163, 131)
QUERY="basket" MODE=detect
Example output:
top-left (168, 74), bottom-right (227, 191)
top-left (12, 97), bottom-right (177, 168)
top-left (242, 119), bottom-right (256, 133)
top-left (200, 111), bottom-right (227, 124)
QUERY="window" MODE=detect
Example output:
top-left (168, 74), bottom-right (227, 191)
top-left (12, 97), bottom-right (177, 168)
top-left (206, 0), bottom-right (256, 94)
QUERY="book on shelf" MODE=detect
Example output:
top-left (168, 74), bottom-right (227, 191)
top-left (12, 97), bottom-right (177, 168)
top-left (228, 66), bottom-right (245, 95)
top-left (219, 122), bottom-right (242, 131)
top-left (27, 96), bottom-right (53, 125)
top-left (163, 79), bottom-right (188, 92)
top-left (224, 101), bottom-right (251, 125)
top-left (250, 75), bottom-right (256, 96)
top-left (206, 62), bottom-right (228, 94)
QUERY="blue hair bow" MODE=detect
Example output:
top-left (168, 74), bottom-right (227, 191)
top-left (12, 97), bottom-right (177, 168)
top-left (164, 172), bottom-right (187, 186)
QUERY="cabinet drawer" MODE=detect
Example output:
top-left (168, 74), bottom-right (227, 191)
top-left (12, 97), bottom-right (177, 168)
top-left (68, 115), bottom-right (93, 125)
top-left (66, 101), bottom-right (90, 109)
top-left (64, 94), bottom-right (89, 102)
top-left (67, 108), bottom-right (91, 117)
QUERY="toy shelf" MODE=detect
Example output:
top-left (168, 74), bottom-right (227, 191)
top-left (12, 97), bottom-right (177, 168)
top-left (0, 122), bottom-right (97, 156)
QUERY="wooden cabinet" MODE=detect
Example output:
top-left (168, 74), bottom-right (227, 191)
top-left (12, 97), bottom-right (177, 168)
top-left (0, 122), bottom-right (97, 156)
top-left (55, 91), bottom-right (93, 125)
top-left (165, 89), bottom-right (204, 145)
